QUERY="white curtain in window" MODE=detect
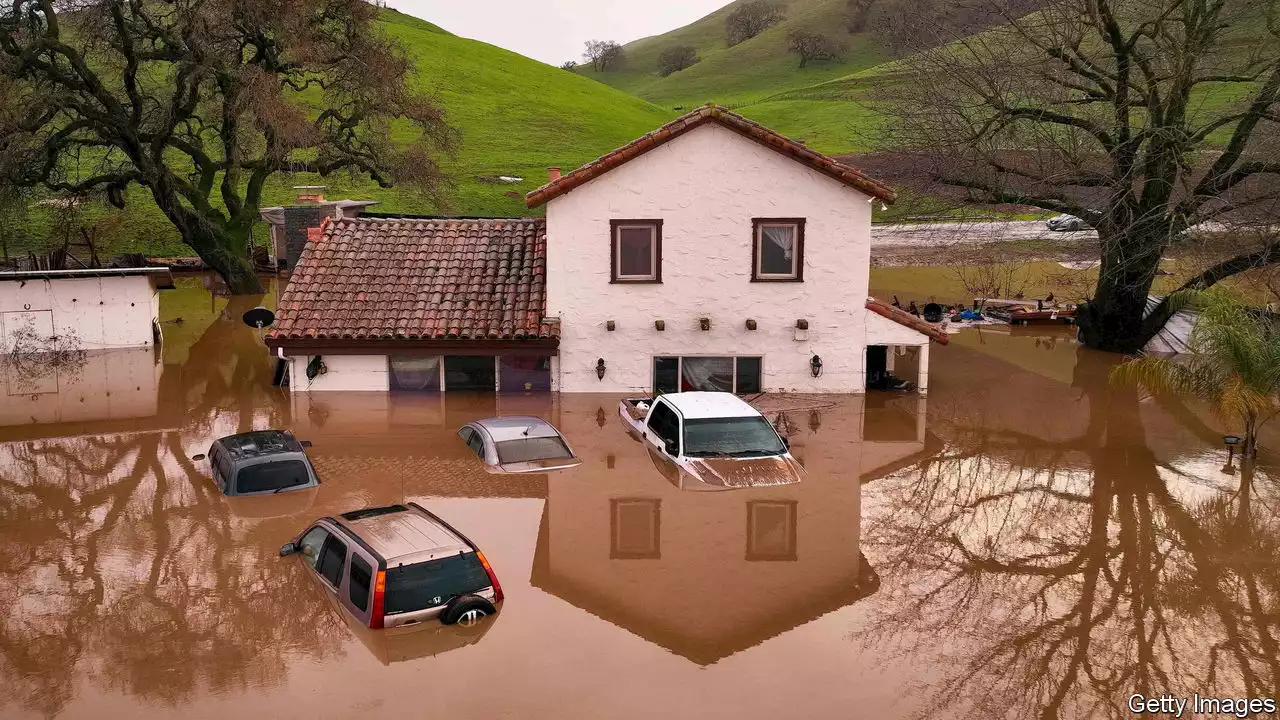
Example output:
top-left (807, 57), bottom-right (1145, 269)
top-left (763, 226), bottom-right (794, 260)
top-left (390, 356), bottom-right (440, 390)
top-left (681, 357), bottom-right (734, 392)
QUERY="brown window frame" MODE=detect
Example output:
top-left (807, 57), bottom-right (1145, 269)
top-left (745, 500), bottom-right (798, 561)
top-left (751, 218), bottom-right (805, 282)
top-left (610, 498), bottom-right (662, 559)
top-left (610, 219), bottom-right (663, 283)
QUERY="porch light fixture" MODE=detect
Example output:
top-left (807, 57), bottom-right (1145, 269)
top-left (655, 320), bottom-right (665, 331)
top-left (810, 355), bottom-right (823, 378)
top-left (606, 320), bottom-right (616, 331)
top-left (745, 319), bottom-right (757, 330)
top-left (596, 358), bottom-right (607, 380)
top-left (699, 317), bottom-right (711, 331)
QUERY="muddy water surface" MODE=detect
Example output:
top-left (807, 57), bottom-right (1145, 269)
top-left (1, 281), bottom-right (1277, 719)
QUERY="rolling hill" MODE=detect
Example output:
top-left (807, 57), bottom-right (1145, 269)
top-left (7, 9), bottom-right (674, 257)
top-left (572, 0), bottom-right (905, 155)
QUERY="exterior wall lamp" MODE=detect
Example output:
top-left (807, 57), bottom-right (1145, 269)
top-left (809, 354), bottom-right (823, 378)
top-left (596, 358), bottom-right (607, 380)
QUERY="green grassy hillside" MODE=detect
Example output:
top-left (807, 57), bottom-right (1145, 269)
top-left (580, 0), bottom-right (887, 107)
top-left (6, 8), bottom-right (673, 258)
top-left (572, 0), bottom-right (899, 157)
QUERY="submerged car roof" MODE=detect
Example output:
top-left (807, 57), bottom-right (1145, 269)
top-left (661, 392), bottom-right (761, 420)
top-left (335, 505), bottom-right (471, 563)
top-left (217, 430), bottom-right (304, 459)
top-left (472, 416), bottom-right (561, 442)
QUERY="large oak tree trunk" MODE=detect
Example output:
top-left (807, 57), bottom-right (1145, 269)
top-left (151, 186), bottom-right (264, 295)
top-left (1076, 227), bottom-right (1168, 353)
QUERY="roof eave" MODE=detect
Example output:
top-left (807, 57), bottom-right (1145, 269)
top-left (526, 104), bottom-right (897, 208)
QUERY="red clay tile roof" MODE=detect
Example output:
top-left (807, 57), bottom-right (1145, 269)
top-left (526, 104), bottom-right (896, 207)
top-left (866, 298), bottom-right (950, 344)
top-left (268, 217), bottom-right (557, 343)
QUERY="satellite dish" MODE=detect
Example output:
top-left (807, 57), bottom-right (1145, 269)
top-left (243, 306), bottom-right (275, 329)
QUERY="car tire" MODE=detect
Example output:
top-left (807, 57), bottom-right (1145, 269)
top-left (440, 594), bottom-right (496, 626)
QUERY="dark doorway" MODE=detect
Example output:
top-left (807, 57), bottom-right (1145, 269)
top-left (865, 345), bottom-right (888, 390)
top-left (444, 356), bottom-right (496, 392)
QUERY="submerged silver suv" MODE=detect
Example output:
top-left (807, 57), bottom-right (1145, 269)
top-left (280, 503), bottom-right (503, 628)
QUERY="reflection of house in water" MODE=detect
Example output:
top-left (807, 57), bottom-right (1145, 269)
top-left (529, 394), bottom-right (934, 666)
top-left (289, 391), bottom-right (561, 499)
top-left (0, 347), bottom-right (162, 429)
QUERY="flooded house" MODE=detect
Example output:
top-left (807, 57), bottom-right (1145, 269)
top-left (0, 267), bottom-right (174, 351)
top-left (266, 105), bottom-right (946, 395)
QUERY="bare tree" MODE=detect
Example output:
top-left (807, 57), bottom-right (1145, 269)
top-left (560, 60), bottom-right (578, 71)
top-left (786, 30), bottom-right (846, 68)
top-left (725, 0), bottom-right (784, 47)
top-left (954, 262), bottom-right (1031, 301)
top-left (657, 45), bottom-right (700, 76)
top-left (873, 0), bottom-right (1280, 352)
top-left (0, 0), bottom-right (456, 294)
top-left (583, 40), bottom-right (625, 72)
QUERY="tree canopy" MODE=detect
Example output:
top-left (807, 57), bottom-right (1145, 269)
top-left (876, 0), bottom-right (1280, 351)
top-left (0, 0), bottom-right (454, 293)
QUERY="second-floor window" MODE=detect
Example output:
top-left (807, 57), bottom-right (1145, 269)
top-left (610, 219), bottom-right (662, 283)
top-left (752, 218), bottom-right (805, 281)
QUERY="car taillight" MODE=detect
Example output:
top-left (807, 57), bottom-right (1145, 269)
top-left (476, 551), bottom-right (504, 603)
top-left (370, 570), bottom-right (386, 629)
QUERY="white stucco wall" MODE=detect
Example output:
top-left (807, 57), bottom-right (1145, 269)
top-left (865, 312), bottom-right (934, 346)
top-left (545, 123), bottom-right (878, 393)
top-left (0, 276), bottom-right (160, 350)
top-left (288, 354), bottom-right (390, 392)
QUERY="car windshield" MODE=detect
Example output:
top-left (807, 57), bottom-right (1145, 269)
top-left (234, 460), bottom-right (311, 494)
top-left (493, 437), bottom-right (573, 464)
top-left (682, 417), bottom-right (786, 457)
top-left (383, 553), bottom-right (491, 614)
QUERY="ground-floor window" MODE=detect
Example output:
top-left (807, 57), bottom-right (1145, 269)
top-left (653, 356), bottom-right (763, 394)
top-left (499, 356), bottom-right (552, 392)
top-left (389, 356), bottom-right (441, 391)
top-left (388, 355), bottom-right (552, 393)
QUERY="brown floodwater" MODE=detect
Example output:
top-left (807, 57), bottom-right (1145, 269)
top-left (1, 278), bottom-right (1277, 719)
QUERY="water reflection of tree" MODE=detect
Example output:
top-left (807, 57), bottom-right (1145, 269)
top-left (0, 294), bottom-right (341, 718)
top-left (860, 350), bottom-right (1280, 720)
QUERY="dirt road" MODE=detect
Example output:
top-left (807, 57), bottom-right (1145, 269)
top-left (872, 220), bottom-right (1094, 248)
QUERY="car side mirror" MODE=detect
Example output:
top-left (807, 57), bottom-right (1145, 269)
top-left (279, 542), bottom-right (297, 557)
top-left (664, 438), bottom-right (678, 456)
top-left (300, 440), bottom-right (313, 448)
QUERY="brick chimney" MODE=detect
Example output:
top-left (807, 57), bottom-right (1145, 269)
top-left (548, 167), bottom-right (562, 181)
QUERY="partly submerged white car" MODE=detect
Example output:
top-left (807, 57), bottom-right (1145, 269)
top-left (457, 416), bottom-right (582, 474)
top-left (1046, 214), bottom-right (1091, 232)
